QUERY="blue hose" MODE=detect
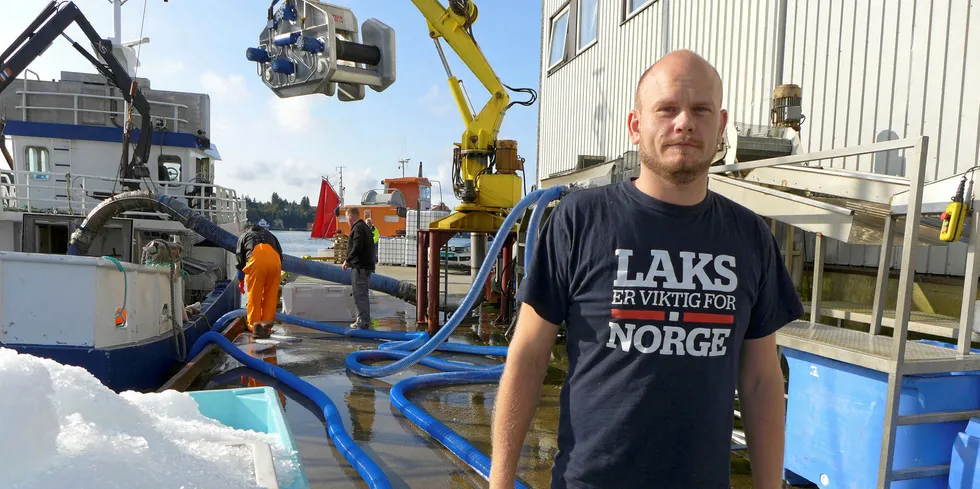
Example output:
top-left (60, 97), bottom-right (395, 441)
top-left (388, 370), bottom-right (529, 489)
top-left (187, 185), bottom-right (568, 487)
top-left (345, 186), bottom-right (566, 379)
top-left (187, 332), bottom-right (394, 489)
top-left (523, 188), bottom-right (561, 277)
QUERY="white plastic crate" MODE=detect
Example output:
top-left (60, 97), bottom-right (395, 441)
top-left (378, 237), bottom-right (417, 266)
top-left (281, 282), bottom-right (362, 323)
top-left (405, 210), bottom-right (450, 236)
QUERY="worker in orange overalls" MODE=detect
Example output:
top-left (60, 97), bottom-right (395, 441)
top-left (235, 224), bottom-right (283, 339)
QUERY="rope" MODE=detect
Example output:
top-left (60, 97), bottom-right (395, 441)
top-left (170, 259), bottom-right (186, 361)
top-left (102, 256), bottom-right (128, 328)
top-left (141, 239), bottom-right (186, 361)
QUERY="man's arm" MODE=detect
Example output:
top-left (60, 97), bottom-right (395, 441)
top-left (489, 303), bottom-right (559, 489)
top-left (737, 333), bottom-right (785, 489)
top-left (346, 226), bottom-right (362, 263)
top-left (235, 233), bottom-right (246, 271)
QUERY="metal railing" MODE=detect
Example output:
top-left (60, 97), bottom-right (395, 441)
top-left (0, 168), bottom-right (246, 225)
top-left (15, 89), bottom-right (190, 131)
top-left (714, 136), bottom-right (980, 487)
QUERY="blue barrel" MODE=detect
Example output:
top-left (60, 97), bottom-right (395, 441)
top-left (949, 418), bottom-right (980, 488)
top-left (782, 346), bottom-right (980, 489)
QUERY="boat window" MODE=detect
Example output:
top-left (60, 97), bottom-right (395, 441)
top-left (158, 155), bottom-right (182, 182)
top-left (25, 146), bottom-right (49, 173)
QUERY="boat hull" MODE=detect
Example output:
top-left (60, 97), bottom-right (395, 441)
top-left (1, 280), bottom-right (239, 392)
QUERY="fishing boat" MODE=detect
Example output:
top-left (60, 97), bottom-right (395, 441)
top-left (0, 0), bottom-right (245, 392)
top-left (337, 175), bottom-right (435, 237)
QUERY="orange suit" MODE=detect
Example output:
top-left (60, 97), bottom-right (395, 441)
top-left (243, 243), bottom-right (282, 327)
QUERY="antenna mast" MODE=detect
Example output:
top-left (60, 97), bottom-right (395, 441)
top-left (336, 165), bottom-right (347, 206)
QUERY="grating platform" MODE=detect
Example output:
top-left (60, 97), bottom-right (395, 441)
top-left (801, 300), bottom-right (979, 342)
top-left (776, 321), bottom-right (980, 375)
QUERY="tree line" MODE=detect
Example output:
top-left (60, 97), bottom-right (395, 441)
top-left (244, 192), bottom-right (317, 230)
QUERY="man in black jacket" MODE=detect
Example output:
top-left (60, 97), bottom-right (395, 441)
top-left (342, 207), bottom-right (375, 328)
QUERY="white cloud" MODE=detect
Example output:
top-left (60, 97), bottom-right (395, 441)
top-left (268, 95), bottom-right (319, 132)
top-left (338, 167), bottom-right (377, 207)
top-left (200, 72), bottom-right (249, 103)
top-left (420, 84), bottom-right (456, 117)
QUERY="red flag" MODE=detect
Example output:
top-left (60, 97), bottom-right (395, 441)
top-left (310, 177), bottom-right (340, 239)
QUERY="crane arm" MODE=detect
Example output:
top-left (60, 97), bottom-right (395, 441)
top-left (411, 0), bottom-right (508, 154)
top-left (0, 1), bottom-right (153, 189)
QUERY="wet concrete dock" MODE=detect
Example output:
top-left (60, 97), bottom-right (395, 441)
top-left (198, 271), bottom-right (780, 488)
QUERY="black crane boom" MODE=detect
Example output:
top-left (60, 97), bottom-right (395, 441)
top-left (0, 1), bottom-right (153, 189)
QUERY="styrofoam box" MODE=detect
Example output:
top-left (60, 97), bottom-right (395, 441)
top-left (281, 282), bottom-right (365, 323)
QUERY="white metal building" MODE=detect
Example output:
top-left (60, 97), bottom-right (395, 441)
top-left (535, 0), bottom-right (980, 276)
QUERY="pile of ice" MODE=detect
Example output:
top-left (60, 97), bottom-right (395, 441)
top-left (0, 348), bottom-right (299, 489)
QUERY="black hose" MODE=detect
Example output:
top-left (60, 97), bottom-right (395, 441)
top-left (66, 191), bottom-right (417, 304)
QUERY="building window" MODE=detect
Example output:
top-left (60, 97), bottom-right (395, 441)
top-left (25, 146), bottom-right (49, 173)
top-left (578, 0), bottom-right (598, 51)
top-left (549, 6), bottom-right (570, 68)
top-left (624, 0), bottom-right (656, 20)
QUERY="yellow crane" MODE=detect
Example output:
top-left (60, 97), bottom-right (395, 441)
top-left (412, 0), bottom-right (536, 233)
top-left (249, 0), bottom-right (535, 235)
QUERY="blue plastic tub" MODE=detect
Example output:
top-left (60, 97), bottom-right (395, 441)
top-left (782, 346), bottom-right (980, 489)
top-left (949, 417), bottom-right (980, 489)
top-left (189, 386), bottom-right (310, 489)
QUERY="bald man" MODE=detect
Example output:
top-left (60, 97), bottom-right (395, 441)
top-left (490, 50), bottom-right (803, 489)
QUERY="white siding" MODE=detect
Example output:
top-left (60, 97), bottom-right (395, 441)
top-left (538, 0), bottom-right (782, 180)
top-left (537, 0), bottom-right (980, 276)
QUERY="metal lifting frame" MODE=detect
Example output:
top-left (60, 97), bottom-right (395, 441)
top-left (714, 135), bottom-right (980, 487)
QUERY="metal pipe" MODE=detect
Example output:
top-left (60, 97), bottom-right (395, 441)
top-left (810, 233), bottom-right (824, 326)
top-left (336, 39), bottom-right (381, 65)
top-left (471, 232), bottom-right (486, 281)
top-left (957, 206), bottom-right (980, 354)
top-left (773, 0), bottom-right (788, 86)
top-left (870, 215), bottom-right (895, 335)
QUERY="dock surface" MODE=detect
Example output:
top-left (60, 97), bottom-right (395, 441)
top-left (193, 287), bottom-right (780, 488)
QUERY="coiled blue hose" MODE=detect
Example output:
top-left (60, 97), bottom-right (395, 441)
top-left (388, 370), bottom-right (528, 489)
top-left (187, 332), bottom-right (394, 489)
top-left (345, 185), bottom-right (567, 379)
top-left (187, 185), bottom-right (568, 487)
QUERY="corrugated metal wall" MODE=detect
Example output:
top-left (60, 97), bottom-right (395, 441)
top-left (538, 0), bottom-right (782, 179)
top-left (537, 0), bottom-right (980, 276)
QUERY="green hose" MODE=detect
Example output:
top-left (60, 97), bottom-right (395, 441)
top-left (103, 256), bottom-right (128, 328)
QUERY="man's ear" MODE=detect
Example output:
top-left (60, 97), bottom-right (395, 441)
top-left (719, 109), bottom-right (728, 139)
top-left (627, 109), bottom-right (641, 145)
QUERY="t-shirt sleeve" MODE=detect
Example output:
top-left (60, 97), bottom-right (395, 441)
top-left (745, 230), bottom-right (805, 339)
top-left (516, 201), bottom-right (573, 326)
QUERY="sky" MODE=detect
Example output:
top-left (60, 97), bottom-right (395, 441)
top-left (0, 0), bottom-right (544, 208)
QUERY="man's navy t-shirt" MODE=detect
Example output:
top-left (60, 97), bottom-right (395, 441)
top-left (516, 179), bottom-right (804, 489)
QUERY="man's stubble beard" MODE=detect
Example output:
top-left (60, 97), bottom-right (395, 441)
top-left (638, 143), bottom-right (716, 186)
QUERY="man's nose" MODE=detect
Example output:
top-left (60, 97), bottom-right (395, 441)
top-left (674, 109), bottom-right (695, 132)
